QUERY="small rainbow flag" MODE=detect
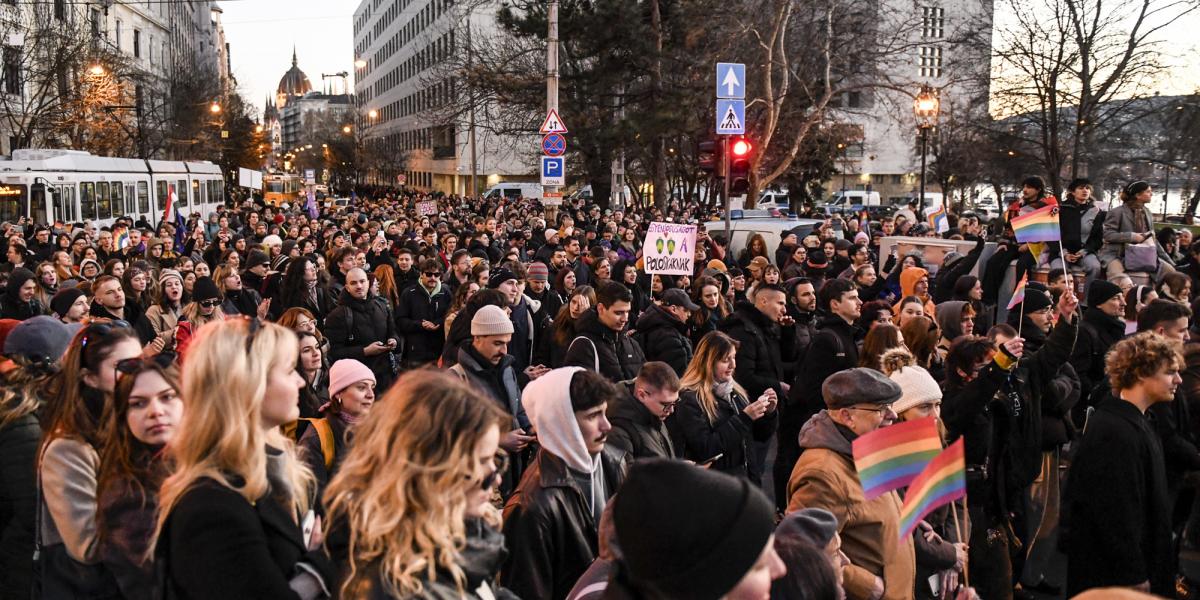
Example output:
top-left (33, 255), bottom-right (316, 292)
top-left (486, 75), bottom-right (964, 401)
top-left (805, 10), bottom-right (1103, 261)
top-left (926, 205), bottom-right (948, 234)
top-left (1007, 274), bottom-right (1028, 310)
top-left (852, 417), bottom-right (942, 500)
top-left (113, 225), bottom-right (130, 250)
top-left (1011, 204), bottom-right (1061, 243)
top-left (898, 438), bottom-right (966, 540)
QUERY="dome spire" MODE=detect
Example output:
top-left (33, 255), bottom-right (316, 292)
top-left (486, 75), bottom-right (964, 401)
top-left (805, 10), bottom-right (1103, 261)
top-left (292, 46), bottom-right (298, 67)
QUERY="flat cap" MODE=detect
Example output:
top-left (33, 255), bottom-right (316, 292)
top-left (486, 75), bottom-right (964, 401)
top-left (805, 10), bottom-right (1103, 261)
top-left (822, 367), bottom-right (902, 409)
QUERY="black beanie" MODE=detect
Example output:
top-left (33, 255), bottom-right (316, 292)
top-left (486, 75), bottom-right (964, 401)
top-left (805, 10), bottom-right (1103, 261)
top-left (50, 287), bottom-right (85, 318)
top-left (613, 459), bottom-right (775, 599)
top-left (1087, 279), bottom-right (1123, 308)
top-left (1021, 288), bottom-right (1053, 314)
top-left (192, 276), bottom-right (221, 303)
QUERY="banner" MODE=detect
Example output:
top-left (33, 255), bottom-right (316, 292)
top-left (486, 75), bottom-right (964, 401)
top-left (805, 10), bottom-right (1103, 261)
top-left (417, 200), bottom-right (438, 216)
top-left (643, 222), bottom-right (697, 276)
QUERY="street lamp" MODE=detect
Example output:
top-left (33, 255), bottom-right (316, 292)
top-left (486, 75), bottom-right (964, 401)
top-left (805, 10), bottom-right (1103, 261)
top-left (342, 125), bottom-right (352, 134)
top-left (367, 109), bottom-right (378, 120)
top-left (913, 84), bottom-right (940, 211)
top-left (354, 59), bottom-right (367, 69)
top-left (88, 64), bottom-right (106, 76)
top-left (209, 101), bottom-right (222, 114)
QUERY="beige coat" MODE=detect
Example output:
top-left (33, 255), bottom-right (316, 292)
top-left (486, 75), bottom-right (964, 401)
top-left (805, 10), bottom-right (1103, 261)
top-left (787, 411), bottom-right (916, 600)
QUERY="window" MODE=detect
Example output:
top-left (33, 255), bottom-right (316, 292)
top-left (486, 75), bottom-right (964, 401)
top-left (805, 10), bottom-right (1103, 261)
top-left (96, 181), bottom-right (111, 220)
top-left (55, 185), bottom-right (76, 222)
top-left (111, 182), bottom-right (125, 217)
top-left (178, 179), bottom-right (188, 207)
top-left (919, 46), bottom-right (943, 78)
top-left (3, 47), bottom-right (19, 95)
top-left (156, 180), bottom-right (167, 210)
top-left (90, 9), bottom-right (101, 38)
top-left (81, 182), bottom-right (96, 220)
top-left (891, 174), bottom-right (903, 185)
top-left (54, 0), bottom-right (65, 20)
top-left (922, 7), bottom-right (945, 39)
top-left (137, 181), bottom-right (149, 213)
top-left (115, 19), bottom-right (122, 50)
top-left (133, 30), bottom-right (141, 58)
top-left (0, 184), bottom-right (24, 223)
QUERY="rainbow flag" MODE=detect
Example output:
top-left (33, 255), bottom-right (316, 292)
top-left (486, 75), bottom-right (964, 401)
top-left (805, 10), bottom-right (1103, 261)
top-left (926, 205), bottom-right (948, 234)
top-left (898, 438), bottom-right (966, 540)
top-left (113, 225), bottom-right (130, 250)
top-left (852, 417), bottom-right (942, 500)
top-left (1007, 274), bottom-right (1028, 310)
top-left (1011, 204), bottom-right (1061, 243)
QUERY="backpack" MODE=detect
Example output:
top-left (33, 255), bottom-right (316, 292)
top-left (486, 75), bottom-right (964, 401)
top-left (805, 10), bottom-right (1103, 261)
top-left (300, 417), bottom-right (335, 470)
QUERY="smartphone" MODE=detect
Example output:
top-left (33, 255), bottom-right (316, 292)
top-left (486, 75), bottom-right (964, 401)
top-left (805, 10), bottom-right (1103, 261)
top-left (301, 510), bottom-right (316, 548)
top-left (701, 453), bottom-right (724, 466)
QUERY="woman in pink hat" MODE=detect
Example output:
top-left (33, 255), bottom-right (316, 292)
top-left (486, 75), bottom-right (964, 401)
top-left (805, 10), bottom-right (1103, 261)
top-left (298, 358), bottom-right (376, 496)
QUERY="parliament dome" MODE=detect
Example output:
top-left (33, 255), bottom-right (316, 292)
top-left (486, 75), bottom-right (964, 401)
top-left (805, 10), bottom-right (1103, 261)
top-left (277, 48), bottom-right (313, 98)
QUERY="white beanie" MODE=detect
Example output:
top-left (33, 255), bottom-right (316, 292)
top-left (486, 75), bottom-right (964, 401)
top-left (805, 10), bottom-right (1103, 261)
top-left (888, 365), bottom-right (943, 415)
top-left (471, 305), bottom-right (514, 336)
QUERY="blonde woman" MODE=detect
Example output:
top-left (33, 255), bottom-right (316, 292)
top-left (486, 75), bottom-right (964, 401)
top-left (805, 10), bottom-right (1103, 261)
top-left (152, 318), bottom-right (332, 598)
top-left (324, 370), bottom-right (515, 599)
top-left (667, 331), bottom-right (777, 484)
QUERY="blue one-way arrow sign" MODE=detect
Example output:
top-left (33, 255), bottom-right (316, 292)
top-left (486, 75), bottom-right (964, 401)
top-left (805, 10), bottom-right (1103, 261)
top-left (716, 63), bottom-right (745, 99)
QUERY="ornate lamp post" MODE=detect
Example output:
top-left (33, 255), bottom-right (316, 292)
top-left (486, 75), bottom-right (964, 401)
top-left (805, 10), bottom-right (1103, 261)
top-left (913, 85), bottom-right (940, 211)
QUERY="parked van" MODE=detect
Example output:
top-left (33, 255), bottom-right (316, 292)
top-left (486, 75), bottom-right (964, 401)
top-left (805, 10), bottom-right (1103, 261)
top-left (484, 182), bottom-right (542, 200)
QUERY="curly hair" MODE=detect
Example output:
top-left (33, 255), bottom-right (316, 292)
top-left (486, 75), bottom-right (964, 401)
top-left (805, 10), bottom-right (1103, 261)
top-left (1106, 331), bottom-right (1183, 392)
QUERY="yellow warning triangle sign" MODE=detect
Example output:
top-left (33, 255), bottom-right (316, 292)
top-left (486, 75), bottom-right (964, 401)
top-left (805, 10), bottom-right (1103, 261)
top-left (539, 109), bottom-right (568, 134)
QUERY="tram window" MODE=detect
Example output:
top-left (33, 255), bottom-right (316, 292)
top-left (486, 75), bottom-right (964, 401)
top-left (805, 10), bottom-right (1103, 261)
top-left (57, 186), bottom-right (77, 222)
top-left (177, 180), bottom-right (187, 207)
top-left (0, 184), bottom-right (26, 223)
top-left (197, 179), bottom-right (206, 205)
top-left (96, 182), bottom-right (111, 220)
top-left (111, 183), bottom-right (125, 218)
top-left (156, 181), bottom-right (167, 210)
top-left (80, 182), bottom-right (96, 221)
top-left (30, 184), bottom-right (47, 224)
top-left (216, 180), bottom-right (224, 204)
top-left (137, 182), bottom-right (149, 213)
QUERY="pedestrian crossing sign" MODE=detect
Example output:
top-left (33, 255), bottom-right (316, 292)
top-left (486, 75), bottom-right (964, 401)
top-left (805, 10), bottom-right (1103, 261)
top-left (716, 99), bottom-right (745, 135)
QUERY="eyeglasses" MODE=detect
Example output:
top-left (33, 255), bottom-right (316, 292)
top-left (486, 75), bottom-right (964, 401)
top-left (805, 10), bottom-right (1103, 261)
top-left (198, 299), bottom-right (221, 308)
top-left (847, 405), bottom-right (894, 416)
top-left (424, 271), bottom-right (442, 277)
top-left (80, 319), bottom-right (132, 349)
top-left (116, 351), bottom-right (177, 380)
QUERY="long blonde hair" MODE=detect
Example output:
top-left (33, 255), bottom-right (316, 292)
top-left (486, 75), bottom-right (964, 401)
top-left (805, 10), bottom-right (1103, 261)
top-left (680, 331), bottom-right (747, 423)
top-left (152, 319), bottom-right (314, 551)
top-left (324, 370), bottom-right (509, 598)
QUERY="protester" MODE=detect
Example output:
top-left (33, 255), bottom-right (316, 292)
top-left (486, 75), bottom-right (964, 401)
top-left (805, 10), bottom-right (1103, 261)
top-left (563, 280), bottom-right (646, 382)
top-left (397, 258), bottom-right (452, 368)
top-left (298, 358), bottom-right (376, 496)
top-left (323, 371), bottom-right (517, 598)
top-left (633, 288), bottom-right (696, 377)
top-left (325, 267), bottom-right (399, 390)
top-left (607, 361), bottom-right (680, 460)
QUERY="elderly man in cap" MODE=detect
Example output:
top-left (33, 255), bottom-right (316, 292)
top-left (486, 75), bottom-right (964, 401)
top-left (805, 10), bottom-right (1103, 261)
top-left (786, 367), bottom-right (916, 600)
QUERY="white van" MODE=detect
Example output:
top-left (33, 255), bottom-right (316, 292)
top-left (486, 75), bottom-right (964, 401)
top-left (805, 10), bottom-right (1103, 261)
top-left (484, 182), bottom-right (542, 200)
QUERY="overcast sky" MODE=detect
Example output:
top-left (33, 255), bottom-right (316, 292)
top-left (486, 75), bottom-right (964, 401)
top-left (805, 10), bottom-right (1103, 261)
top-left (220, 0), bottom-right (1200, 119)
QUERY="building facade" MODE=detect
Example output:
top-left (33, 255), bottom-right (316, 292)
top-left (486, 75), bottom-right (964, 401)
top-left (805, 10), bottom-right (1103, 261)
top-left (352, 0), bottom-right (532, 193)
top-left (825, 0), bottom-right (995, 205)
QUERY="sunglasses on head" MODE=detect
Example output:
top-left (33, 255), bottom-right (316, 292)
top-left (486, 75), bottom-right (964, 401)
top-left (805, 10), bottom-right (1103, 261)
top-left (116, 351), bottom-right (177, 378)
top-left (80, 319), bottom-right (132, 349)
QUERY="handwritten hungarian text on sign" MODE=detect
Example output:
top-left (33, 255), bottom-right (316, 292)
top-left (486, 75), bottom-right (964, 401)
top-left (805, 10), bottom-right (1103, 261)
top-left (417, 201), bottom-right (438, 216)
top-left (644, 222), bottom-right (697, 276)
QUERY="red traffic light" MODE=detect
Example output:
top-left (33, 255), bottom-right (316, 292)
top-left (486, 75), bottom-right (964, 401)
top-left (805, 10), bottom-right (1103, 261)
top-left (731, 139), bottom-right (752, 156)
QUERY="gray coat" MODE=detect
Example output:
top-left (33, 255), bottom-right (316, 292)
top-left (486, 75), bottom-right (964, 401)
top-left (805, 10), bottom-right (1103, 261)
top-left (1099, 203), bottom-right (1172, 265)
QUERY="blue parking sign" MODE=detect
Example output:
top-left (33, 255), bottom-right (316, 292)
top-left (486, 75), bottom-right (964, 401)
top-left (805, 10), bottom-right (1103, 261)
top-left (541, 156), bottom-right (565, 186)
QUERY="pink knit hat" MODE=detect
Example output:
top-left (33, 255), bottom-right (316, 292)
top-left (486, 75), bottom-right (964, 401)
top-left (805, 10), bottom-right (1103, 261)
top-left (328, 359), bottom-right (376, 398)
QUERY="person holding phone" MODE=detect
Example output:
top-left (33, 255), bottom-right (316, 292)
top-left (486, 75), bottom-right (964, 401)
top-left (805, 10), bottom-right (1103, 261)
top-left (668, 331), bottom-right (777, 484)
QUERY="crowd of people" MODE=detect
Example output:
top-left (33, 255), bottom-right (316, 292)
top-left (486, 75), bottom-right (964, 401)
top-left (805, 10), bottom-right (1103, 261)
top-left (0, 174), bottom-right (1194, 600)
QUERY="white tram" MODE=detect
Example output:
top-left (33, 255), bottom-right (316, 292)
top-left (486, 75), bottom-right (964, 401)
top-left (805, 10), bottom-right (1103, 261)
top-left (0, 149), bottom-right (226, 227)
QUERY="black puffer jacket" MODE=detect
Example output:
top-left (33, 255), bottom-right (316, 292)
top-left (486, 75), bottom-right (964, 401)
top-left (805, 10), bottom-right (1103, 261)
top-left (667, 385), bottom-right (775, 484)
top-left (326, 291), bottom-right (399, 389)
top-left (563, 309), bottom-right (646, 383)
top-left (1070, 307), bottom-right (1126, 409)
top-left (501, 447), bottom-right (628, 600)
top-left (607, 382), bottom-right (676, 460)
top-left (719, 301), bottom-right (795, 402)
top-left (0, 412), bottom-right (38, 599)
top-left (633, 305), bottom-right (693, 377)
top-left (396, 283), bottom-right (452, 364)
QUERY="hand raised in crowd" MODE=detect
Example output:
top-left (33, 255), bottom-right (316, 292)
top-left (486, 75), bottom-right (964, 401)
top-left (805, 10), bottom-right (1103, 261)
top-left (1057, 287), bottom-right (1079, 320)
top-left (256, 298), bottom-right (271, 321)
top-left (1001, 336), bottom-right (1024, 359)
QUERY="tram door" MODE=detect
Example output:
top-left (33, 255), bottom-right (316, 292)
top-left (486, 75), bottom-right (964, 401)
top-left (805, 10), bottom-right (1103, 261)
top-left (30, 183), bottom-right (49, 224)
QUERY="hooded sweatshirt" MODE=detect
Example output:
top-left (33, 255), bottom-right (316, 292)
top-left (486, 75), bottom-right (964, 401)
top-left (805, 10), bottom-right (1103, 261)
top-left (935, 300), bottom-right (968, 348)
top-left (522, 367), bottom-right (607, 523)
top-left (893, 267), bottom-right (936, 317)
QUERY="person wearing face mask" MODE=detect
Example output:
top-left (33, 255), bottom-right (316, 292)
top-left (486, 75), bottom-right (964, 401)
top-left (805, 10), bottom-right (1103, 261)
top-left (96, 356), bottom-right (182, 600)
top-left (501, 367), bottom-right (628, 600)
top-left (603, 459), bottom-right (786, 600)
top-left (785, 368), bottom-right (914, 600)
top-left (298, 359), bottom-right (376, 498)
top-left (322, 372), bottom-right (519, 599)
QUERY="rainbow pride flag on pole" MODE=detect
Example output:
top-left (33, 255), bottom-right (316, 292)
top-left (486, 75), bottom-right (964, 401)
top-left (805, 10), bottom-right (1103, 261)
top-left (1007, 274), bottom-right (1028, 310)
top-left (926, 205), bottom-right (949, 234)
top-left (113, 225), bottom-right (131, 250)
top-left (852, 417), bottom-right (942, 500)
top-left (1011, 204), bottom-right (1061, 243)
top-left (898, 439), bottom-right (966, 539)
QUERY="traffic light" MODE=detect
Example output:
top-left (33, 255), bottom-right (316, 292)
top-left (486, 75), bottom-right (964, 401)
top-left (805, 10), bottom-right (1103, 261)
top-left (729, 136), bottom-right (753, 194)
top-left (698, 139), bottom-right (722, 175)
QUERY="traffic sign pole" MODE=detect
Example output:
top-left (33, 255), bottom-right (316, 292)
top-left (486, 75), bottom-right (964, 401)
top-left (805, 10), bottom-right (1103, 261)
top-left (723, 135), bottom-right (731, 241)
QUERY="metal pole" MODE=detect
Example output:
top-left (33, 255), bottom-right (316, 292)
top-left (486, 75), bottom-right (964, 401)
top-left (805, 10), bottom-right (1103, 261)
top-left (1164, 165), bottom-right (1170, 221)
top-left (467, 17), bottom-right (478, 197)
top-left (723, 135), bottom-right (731, 241)
top-left (919, 127), bottom-right (928, 212)
top-left (546, 0), bottom-right (559, 201)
